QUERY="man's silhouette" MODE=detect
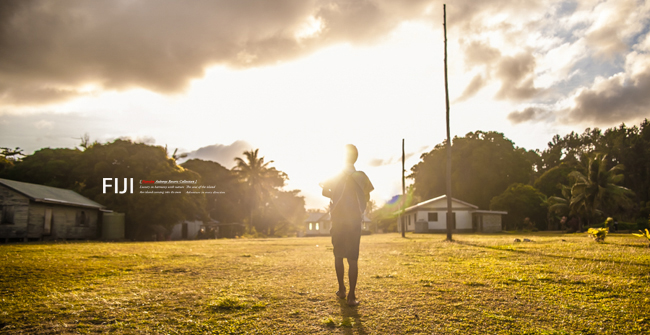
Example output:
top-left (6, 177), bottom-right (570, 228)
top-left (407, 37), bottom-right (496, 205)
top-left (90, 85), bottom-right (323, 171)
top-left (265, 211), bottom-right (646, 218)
top-left (321, 144), bottom-right (373, 306)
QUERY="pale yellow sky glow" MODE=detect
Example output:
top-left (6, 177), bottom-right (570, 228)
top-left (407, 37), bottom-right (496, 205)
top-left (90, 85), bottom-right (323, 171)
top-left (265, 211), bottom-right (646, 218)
top-left (2, 0), bottom-right (650, 209)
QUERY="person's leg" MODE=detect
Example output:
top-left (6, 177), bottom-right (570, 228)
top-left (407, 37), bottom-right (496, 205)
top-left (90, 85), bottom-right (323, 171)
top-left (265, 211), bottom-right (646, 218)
top-left (347, 259), bottom-right (358, 305)
top-left (335, 257), bottom-right (346, 298)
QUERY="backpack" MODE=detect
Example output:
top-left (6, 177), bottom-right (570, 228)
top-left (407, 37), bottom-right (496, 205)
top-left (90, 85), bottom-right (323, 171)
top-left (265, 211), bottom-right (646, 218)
top-left (330, 172), bottom-right (365, 223)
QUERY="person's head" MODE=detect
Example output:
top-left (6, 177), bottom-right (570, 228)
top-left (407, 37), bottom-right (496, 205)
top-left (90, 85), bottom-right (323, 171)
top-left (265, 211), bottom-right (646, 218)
top-left (345, 144), bottom-right (358, 165)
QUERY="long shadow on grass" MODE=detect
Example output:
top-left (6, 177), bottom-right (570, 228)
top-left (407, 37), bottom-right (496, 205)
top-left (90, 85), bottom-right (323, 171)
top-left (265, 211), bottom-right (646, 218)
top-left (454, 241), bottom-right (650, 268)
top-left (338, 300), bottom-right (367, 335)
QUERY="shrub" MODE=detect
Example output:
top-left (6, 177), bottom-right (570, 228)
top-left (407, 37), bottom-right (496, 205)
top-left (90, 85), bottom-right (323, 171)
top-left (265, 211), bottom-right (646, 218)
top-left (604, 217), bottom-right (613, 228)
top-left (587, 228), bottom-right (608, 242)
top-left (632, 229), bottom-right (650, 247)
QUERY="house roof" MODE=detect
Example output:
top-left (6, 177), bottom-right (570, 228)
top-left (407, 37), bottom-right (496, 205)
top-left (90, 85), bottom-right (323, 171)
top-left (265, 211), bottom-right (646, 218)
top-left (0, 178), bottom-right (105, 209)
top-left (404, 195), bottom-right (479, 212)
top-left (305, 212), bottom-right (327, 222)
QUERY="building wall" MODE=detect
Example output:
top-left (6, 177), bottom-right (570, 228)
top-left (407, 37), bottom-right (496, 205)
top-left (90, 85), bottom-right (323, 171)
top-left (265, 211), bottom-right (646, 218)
top-left (481, 214), bottom-right (502, 233)
top-left (1, 185), bottom-right (100, 240)
top-left (28, 204), bottom-right (99, 240)
top-left (0, 186), bottom-right (30, 238)
top-left (170, 220), bottom-right (203, 240)
top-left (397, 212), bottom-right (420, 232)
top-left (427, 210), bottom-right (472, 230)
top-left (306, 220), bottom-right (331, 236)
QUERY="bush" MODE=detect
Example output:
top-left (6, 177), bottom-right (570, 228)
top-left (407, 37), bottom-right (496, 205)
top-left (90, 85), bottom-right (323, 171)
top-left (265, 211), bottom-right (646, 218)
top-left (636, 216), bottom-right (650, 231)
top-left (587, 228), bottom-right (608, 242)
top-left (632, 229), bottom-right (650, 247)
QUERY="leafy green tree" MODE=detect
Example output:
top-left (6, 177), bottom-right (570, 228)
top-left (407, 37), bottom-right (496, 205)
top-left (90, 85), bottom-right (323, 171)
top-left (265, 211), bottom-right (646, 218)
top-left (490, 183), bottom-right (547, 230)
top-left (568, 153), bottom-right (634, 227)
top-left (233, 149), bottom-right (287, 233)
top-left (411, 131), bottom-right (533, 209)
top-left (534, 163), bottom-right (573, 197)
top-left (0, 148), bottom-right (82, 189)
top-left (0, 147), bottom-right (24, 173)
top-left (77, 140), bottom-right (208, 238)
top-left (1, 140), bottom-right (208, 239)
top-left (180, 159), bottom-right (246, 224)
top-left (264, 190), bottom-right (306, 236)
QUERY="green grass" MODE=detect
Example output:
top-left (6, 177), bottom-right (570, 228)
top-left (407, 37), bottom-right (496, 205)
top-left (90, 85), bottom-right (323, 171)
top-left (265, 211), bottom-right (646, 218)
top-left (0, 233), bottom-right (649, 334)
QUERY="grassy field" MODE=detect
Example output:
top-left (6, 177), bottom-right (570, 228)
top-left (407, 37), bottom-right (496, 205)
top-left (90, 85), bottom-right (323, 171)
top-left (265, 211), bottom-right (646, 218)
top-left (1, 233), bottom-right (649, 334)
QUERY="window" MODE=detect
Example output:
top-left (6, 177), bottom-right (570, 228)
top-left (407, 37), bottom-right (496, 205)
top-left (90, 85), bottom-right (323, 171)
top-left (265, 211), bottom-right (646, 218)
top-left (309, 223), bottom-right (313, 230)
top-left (428, 212), bottom-right (438, 222)
top-left (1, 205), bottom-right (15, 224)
top-left (315, 223), bottom-right (320, 230)
top-left (76, 210), bottom-right (89, 226)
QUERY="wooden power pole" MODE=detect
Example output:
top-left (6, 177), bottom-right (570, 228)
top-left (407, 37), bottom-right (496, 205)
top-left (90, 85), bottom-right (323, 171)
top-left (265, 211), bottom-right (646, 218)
top-left (401, 138), bottom-right (406, 238)
top-left (443, 4), bottom-right (453, 241)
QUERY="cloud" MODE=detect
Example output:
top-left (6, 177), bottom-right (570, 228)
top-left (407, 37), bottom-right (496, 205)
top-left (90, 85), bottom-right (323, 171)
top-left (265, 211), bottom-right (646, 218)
top-left (456, 74), bottom-right (486, 102)
top-left (507, 107), bottom-right (550, 124)
top-left (183, 140), bottom-right (253, 169)
top-left (34, 120), bottom-right (54, 129)
top-left (0, 0), bottom-right (434, 106)
top-left (459, 40), bottom-right (541, 102)
top-left (551, 30), bottom-right (650, 125)
top-left (584, 0), bottom-right (643, 59)
top-left (494, 52), bottom-right (540, 101)
top-left (563, 71), bottom-right (650, 124)
top-left (462, 40), bottom-right (501, 68)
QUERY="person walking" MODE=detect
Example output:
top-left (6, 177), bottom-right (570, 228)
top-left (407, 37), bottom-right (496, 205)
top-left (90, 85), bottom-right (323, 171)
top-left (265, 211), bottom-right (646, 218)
top-left (321, 144), bottom-right (374, 306)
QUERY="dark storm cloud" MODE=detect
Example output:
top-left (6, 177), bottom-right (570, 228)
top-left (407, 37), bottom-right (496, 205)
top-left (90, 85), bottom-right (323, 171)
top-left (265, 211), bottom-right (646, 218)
top-left (183, 140), bottom-right (253, 168)
top-left (564, 71), bottom-right (650, 124)
top-left (0, 0), bottom-right (434, 105)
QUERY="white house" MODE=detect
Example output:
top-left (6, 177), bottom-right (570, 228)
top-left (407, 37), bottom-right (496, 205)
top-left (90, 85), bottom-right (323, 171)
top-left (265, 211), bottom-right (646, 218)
top-left (303, 212), bottom-right (373, 236)
top-left (304, 212), bottom-right (331, 236)
top-left (397, 195), bottom-right (506, 233)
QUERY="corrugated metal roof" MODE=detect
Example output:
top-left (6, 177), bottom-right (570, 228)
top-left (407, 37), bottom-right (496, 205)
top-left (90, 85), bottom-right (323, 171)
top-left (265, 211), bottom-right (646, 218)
top-left (404, 195), bottom-right (479, 212)
top-left (0, 178), bottom-right (104, 209)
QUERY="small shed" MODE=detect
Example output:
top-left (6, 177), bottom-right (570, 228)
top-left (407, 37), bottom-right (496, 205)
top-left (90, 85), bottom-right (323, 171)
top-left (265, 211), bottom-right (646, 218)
top-left (397, 195), bottom-right (506, 233)
top-left (170, 220), bottom-right (204, 240)
top-left (0, 178), bottom-right (105, 242)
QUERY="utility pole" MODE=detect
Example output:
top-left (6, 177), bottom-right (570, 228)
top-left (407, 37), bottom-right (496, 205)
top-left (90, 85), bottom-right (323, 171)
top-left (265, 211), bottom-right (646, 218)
top-left (443, 4), bottom-right (453, 241)
top-left (401, 138), bottom-right (406, 238)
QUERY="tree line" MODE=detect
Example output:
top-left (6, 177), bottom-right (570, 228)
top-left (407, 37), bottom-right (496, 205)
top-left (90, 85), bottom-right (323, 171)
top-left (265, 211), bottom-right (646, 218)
top-left (373, 119), bottom-right (650, 232)
top-left (0, 140), bottom-right (305, 239)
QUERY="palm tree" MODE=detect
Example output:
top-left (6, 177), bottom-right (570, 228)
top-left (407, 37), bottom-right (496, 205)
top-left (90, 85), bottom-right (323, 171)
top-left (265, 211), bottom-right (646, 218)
top-left (547, 184), bottom-right (572, 230)
top-left (233, 149), bottom-right (286, 233)
top-left (568, 153), bottom-right (634, 228)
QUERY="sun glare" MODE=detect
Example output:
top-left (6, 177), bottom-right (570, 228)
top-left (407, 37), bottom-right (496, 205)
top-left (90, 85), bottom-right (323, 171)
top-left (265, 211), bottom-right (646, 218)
top-left (295, 16), bottom-right (323, 40)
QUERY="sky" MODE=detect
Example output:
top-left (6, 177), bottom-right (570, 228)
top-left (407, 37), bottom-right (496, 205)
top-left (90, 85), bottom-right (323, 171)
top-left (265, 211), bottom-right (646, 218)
top-left (1, 0), bottom-right (649, 209)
